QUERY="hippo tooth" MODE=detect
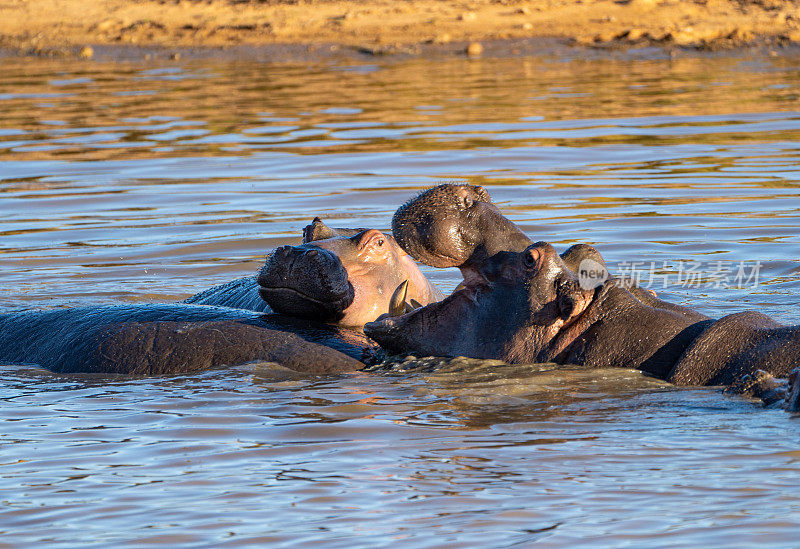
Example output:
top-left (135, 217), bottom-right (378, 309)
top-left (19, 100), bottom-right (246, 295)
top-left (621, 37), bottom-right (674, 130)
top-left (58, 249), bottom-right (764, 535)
top-left (389, 280), bottom-right (410, 317)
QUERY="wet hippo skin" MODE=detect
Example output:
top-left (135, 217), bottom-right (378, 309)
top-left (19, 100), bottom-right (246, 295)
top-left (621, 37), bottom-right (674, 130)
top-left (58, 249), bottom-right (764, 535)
top-left (0, 304), bottom-right (376, 375)
top-left (667, 311), bottom-right (800, 385)
top-left (365, 242), bottom-right (800, 387)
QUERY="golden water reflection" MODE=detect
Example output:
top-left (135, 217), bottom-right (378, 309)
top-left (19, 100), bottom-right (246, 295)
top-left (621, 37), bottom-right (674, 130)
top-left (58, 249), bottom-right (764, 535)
top-left (2, 56), bottom-right (800, 161)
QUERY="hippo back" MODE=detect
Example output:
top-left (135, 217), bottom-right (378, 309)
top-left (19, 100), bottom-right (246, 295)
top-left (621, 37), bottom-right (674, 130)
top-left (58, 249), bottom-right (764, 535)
top-left (184, 276), bottom-right (271, 312)
top-left (668, 311), bottom-right (800, 385)
top-left (0, 304), bottom-right (373, 375)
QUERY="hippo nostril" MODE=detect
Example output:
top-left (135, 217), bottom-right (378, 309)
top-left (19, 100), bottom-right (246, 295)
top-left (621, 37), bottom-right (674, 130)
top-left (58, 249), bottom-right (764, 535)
top-left (305, 249), bottom-right (319, 258)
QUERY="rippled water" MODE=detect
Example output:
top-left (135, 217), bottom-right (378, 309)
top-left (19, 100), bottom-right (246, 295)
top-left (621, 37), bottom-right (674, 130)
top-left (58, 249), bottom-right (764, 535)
top-left (1, 52), bottom-right (800, 546)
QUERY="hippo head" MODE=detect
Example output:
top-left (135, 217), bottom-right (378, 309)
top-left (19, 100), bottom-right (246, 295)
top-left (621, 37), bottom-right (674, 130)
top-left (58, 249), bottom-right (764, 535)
top-left (258, 220), bottom-right (441, 328)
top-left (364, 242), bottom-right (598, 363)
top-left (392, 183), bottom-right (533, 270)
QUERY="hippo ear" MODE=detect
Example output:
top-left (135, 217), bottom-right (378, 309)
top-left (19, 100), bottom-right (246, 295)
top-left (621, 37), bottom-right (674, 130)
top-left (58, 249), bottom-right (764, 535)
top-left (455, 186), bottom-right (475, 209)
top-left (303, 218), bottom-right (336, 243)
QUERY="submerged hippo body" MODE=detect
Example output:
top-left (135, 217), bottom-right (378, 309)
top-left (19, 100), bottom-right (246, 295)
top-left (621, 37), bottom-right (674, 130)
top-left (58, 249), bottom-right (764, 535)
top-left (0, 304), bottom-right (375, 375)
top-left (186, 217), bottom-right (442, 327)
top-left (365, 242), bottom-right (800, 386)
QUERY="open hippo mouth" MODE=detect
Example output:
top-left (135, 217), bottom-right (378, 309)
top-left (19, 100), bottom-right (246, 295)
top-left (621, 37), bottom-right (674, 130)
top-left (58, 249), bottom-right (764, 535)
top-left (364, 244), bottom-right (599, 362)
top-left (363, 276), bottom-right (485, 356)
top-left (258, 244), bottom-right (355, 322)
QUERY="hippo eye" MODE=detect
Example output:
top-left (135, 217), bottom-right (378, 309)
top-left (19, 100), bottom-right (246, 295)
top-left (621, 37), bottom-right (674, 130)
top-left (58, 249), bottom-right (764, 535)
top-left (377, 239), bottom-right (384, 247)
top-left (462, 195), bottom-right (473, 209)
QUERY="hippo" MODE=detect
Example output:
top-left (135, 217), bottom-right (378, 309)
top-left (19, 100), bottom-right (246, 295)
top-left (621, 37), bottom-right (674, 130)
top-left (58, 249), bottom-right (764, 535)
top-left (364, 241), bottom-right (800, 387)
top-left (367, 184), bottom-right (799, 389)
top-left (0, 303), bottom-right (376, 375)
top-left (393, 183), bottom-right (706, 322)
top-left (186, 217), bottom-right (442, 327)
top-left (0, 219), bottom-right (441, 376)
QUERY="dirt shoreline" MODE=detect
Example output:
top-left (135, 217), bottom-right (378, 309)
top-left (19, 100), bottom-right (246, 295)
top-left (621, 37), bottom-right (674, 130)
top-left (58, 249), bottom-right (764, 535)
top-left (2, 0), bottom-right (800, 60)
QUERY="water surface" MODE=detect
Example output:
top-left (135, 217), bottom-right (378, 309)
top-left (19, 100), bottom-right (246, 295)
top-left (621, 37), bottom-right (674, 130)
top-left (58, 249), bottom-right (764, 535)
top-left (1, 52), bottom-right (799, 546)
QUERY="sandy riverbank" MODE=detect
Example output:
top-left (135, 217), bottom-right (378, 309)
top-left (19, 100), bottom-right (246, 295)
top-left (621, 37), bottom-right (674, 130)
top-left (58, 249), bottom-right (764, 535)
top-left (1, 0), bottom-right (800, 59)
